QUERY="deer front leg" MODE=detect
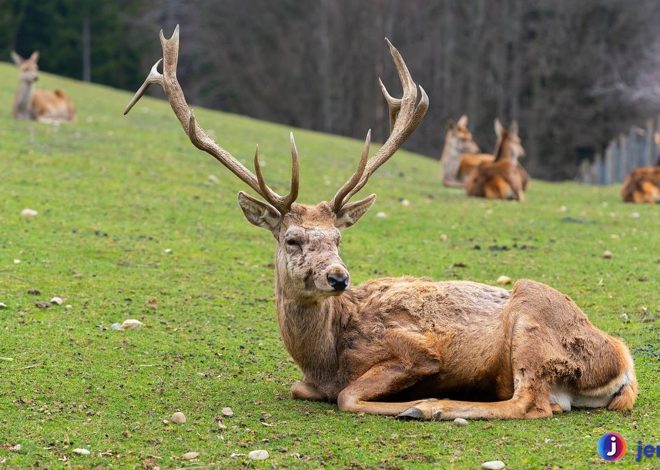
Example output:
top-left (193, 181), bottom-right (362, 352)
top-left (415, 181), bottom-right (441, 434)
top-left (337, 360), bottom-right (441, 417)
top-left (291, 381), bottom-right (325, 401)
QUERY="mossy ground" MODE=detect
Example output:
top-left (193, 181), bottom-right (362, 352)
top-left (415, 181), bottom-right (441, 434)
top-left (0, 63), bottom-right (658, 468)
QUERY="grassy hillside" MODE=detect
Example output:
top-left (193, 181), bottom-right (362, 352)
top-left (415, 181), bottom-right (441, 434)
top-left (0, 62), bottom-right (658, 469)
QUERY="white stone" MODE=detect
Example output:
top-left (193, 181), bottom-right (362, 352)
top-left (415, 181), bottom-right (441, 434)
top-left (120, 319), bottom-right (144, 330)
top-left (171, 412), bottom-right (186, 424)
top-left (248, 450), bottom-right (269, 461)
top-left (182, 452), bottom-right (199, 460)
top-left (453, 418), bottom-right (468, 426)
top-left (50, 296), bottom-right (64, 305)
top-left (221, 407), bottom-right (234, 417)
top-left (401, 199), bottom-right (411, 206)
top-left (376, 211), bottom-right (387, 218)
top-left (20, 208), bottom-right (38, 218)
top-left (481, 461), bottom-right (505, 470)
top-left (496, 275), bottom-right (511, 285)
top-left (73, 448), bottom-right (91, 456)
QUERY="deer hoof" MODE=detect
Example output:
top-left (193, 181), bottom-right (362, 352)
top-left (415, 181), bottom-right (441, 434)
top-left (397, 407), bottom-right (423, 420)
top-left (431, 409), bottom-right (443, 421)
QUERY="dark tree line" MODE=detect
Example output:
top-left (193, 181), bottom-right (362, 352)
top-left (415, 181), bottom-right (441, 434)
top-left (3, 0), bottom-right (660, 180)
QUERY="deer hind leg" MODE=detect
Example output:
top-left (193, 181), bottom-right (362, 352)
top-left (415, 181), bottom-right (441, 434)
top-left (397, 365), bottom-right (554, 421)
top-left (484, 177), bottom-right (512, 200)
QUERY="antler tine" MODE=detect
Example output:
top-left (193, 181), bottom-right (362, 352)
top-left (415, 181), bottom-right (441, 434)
top-left (378, 78), bottom-right (400, 132)
top-left (124, 25), bottom-right (299, 215)
top-left (330, 130), bottom-right (371, 212)
top-left (252, 133), bottom-right (300, 214)
top-left (123, 59), bottom-right (163, 115)
top-left (331, 38), bottom-right (429, 209)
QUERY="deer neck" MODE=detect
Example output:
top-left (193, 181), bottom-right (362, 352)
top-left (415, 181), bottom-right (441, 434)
top-left (441, 133), bottom-right (460, 162)
top-left (275, 267), bottom-right (347, 389)
top-left (14, 79), bottom-right (34, 119)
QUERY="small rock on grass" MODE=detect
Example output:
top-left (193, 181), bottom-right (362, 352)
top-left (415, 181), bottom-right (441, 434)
top-left (73, 448), bottom-right (91, 456)
top-left (0, 303), bottom-right (7, 309)
top-left (496, 276), bottom-right (511, 285)
top-left (376, 211), bottom-right (387, 218)
top-left (171, 412), bottom-right (186, 424)
top-left (120, 319), bottom-right (144, 331)
top-left (182, 452), bottom-right (199, 460)
top-left (602, 250), bottom-right (613, 259)
top-left (248, 450), bottom-right (269, 461)
top-left (221, 407), bottom-right (234, 417)
top-left (10, 444), bottom-right (22, 452)
top-left (50, 296), bottom-right (64, 305)
top-left (35, 301), bottom-right (51, 309)
top-left (453, 418), bottom-right (468, 426)
top-left (20, 208), bottom-right (38, 218)
top-left (481, 461), bottom-right (505, 470)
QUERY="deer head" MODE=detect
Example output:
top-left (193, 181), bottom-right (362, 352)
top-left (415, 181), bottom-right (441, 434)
top-left (125, 26), bottom-right (428, 301)
top-left (11, 51), bottom-right (40, 84)
top-left (493, 119), bottom-right (525, 163)
top-left (447, 114), bottom-right (479, 154)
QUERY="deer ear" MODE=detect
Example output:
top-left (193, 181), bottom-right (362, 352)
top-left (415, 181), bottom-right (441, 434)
top-left (237, 191), bottom-right (281, 232)
top-left (494, 119), bottom-right (504, 138)
top-left (509, 120), bottom-right (519, 136)
top-left (334, 194), bottom-right (376, 230)
top-left (29, 51), bottom-right (39, 63)
top-left (457, 114), bottom-right (468, 127)
top-left (11, 51), bottom-right (23, 65)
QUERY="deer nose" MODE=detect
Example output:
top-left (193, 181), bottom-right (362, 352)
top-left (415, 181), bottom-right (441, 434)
top-left (327, 273), bottom-right (349, 291)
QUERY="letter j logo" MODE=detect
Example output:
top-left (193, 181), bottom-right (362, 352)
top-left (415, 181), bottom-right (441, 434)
top-left (598, 432), bottom-right (627, 461)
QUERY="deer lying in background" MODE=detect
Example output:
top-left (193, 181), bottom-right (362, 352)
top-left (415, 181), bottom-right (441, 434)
top-left (621, 156), bottom-right (660, 203)
top-left (465, 120), bottom-right (530, 201)
top-left (439, 115), bottom-right (483, 187)
top-left (125, 26), bottom-right (637, 420)
top-left (11, 51), bottom-right (76, 122)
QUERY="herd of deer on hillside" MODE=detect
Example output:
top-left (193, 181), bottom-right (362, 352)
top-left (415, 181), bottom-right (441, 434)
top-left (440, 115), bottom-right (530, 201)
top-left (9, 47), bottom-right (658, 202)
top-left (119, 27), bottom-right (639, 421)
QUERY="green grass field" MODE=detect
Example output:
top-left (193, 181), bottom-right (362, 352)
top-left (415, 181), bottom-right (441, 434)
top-left (0, 63), bottom-right (658, 469)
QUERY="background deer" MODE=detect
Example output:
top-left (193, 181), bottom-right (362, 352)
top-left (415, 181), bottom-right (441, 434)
top-left (620, 155), bottom-right (660, 203)
top-left (439, 114), bottom-right (482, 187)
top-left (465, 120), bottom-right (530, 201)
top-left (11, 50), bottom-right (76, 122)
top-left (125, 26), bottom-right (637, 420)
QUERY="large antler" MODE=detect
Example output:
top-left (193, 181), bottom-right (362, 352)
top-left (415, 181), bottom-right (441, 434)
top-left (330, 38), bottom-right (428, 212)
top-left (124, 25), bottom-right (298, 215)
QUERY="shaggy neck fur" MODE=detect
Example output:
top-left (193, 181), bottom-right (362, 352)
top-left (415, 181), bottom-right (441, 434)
top-left (275, 261), bottom-right (349, 390)
top-left (14, 79), bottom-right (34, 119)
top-left (441, 131), bottom-right (479, 180)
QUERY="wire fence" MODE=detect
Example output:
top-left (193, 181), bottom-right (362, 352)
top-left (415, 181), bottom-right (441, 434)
top-left (576, 118), bottom-right (659, 185)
